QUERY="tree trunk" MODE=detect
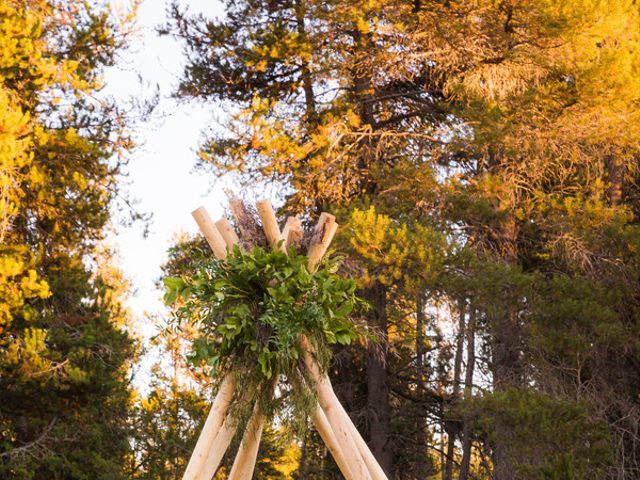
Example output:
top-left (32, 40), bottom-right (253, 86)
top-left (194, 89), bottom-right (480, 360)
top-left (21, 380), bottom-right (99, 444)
top-left (491, 307), bottom-right (521, 480)
top-left (490, 213), bottom-right (522, 480)
top-left (459, 307), bottom-right (477, 480)
top-left (294, 0), bottom-right (316, 123)
top-left (366, 281), bottom-right (394, 476)
top-left (414, 294), bottom-right (429, 477)
top-left (416, 294), bottom-right (425, 394)
top-left (297, 437), bottom-right (307, 479)
top-left (606, 153), bottom-right (623, 207)
top-left (440, 415), bottom-right (446, 480)
top-left (444, 300), bottom-right (466, 480)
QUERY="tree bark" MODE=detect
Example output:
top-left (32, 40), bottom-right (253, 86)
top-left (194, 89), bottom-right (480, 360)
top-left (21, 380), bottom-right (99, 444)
top-left (491, 306), bottom-right (521, 480)
top-left (606, 153), bottom-right (623, 207)
top-left (459, 307), bottom-right (476, 480)
top-left (366, 281), bottom-right (394, 476)
top-left (296, 431), bottom-right (307, 479)
top-left (294, 0), bottom-right (317, 123)
top-left (414, 294), bottom-right (429, 477)
top-left (444, 300), bottom-right (466, 480)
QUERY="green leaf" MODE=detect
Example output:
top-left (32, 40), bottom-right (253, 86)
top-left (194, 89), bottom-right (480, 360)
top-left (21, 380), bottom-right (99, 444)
top-left (335, 301), bottom-right (354, 317)
top-left (163, 276), bottom-right (187, 305)
top-left (163, 276), bottom-right (185, 290)
top-left (258, 352), bottom-right (272, 379)
top-left (163, 289), bottom-right (179, 305)
top-left (335, 330), bottom-right (354, 345)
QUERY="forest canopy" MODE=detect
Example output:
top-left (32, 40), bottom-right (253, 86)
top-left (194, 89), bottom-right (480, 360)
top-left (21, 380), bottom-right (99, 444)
top-left (2, 1), bottom-right (640, 480)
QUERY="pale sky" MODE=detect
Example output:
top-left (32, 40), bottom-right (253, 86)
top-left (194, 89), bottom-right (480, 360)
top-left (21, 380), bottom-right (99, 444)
top-left (104, 1), bottom-right (231, 366)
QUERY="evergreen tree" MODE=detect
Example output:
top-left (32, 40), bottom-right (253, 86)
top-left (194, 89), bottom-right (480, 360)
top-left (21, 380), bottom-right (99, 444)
top-left (0, 1), bottom-right (140, 478)
top-left (128, 329), bottom-right (209, 480)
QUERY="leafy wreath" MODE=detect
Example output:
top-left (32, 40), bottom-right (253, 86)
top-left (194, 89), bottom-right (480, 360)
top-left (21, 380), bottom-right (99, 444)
top-left (164, 244), bottom-right (367, 426)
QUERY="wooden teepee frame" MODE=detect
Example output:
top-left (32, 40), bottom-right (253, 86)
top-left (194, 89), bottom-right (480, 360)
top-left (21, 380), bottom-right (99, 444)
top-left (183, 199), bottom-right (388, 480)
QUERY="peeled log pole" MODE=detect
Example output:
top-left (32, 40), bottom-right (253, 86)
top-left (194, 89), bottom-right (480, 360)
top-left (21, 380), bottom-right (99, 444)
top-left (311, 405), bottom-right (357, 480)
top-left (228, 404), bottom-right (266, 480)
top-left (307, 213), bottom-right (338, 272)
top-left (301, 336), bottom-right (388, 480)
top-left (188, 207), bottom-right (239, 480)
top-left (256, 200), bottom-right (284, 251)
top-left (192, 207), bottom-right (228, 259)
top-left (305, 213), bottom-right (388, 478)
top-left (282, 216), bottom-right (303, 249)
top-left (341, 408), bottom-right (389, 480)
top-left (309, 212), bottom-right (335, 245)
top-left (300, 337), bottom-right (372, 480)
top-left (194, 418), bottom-right (238, 480)
top-left (290, 374), bottom-right (356, 480)
top-left (215, 218), bottom-right (240, 248)
top-left (182, 375), bottom-right (236, 480)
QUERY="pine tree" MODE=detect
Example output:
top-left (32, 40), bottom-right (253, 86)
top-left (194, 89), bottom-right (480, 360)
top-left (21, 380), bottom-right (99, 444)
top-left (128, 330), bottom-right (210, 480)
top-left (0, 1), bottom-right (140, 477)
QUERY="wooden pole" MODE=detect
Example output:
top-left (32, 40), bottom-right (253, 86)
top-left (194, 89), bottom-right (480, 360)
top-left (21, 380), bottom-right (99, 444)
top-left (316, 370), bottom-right (388, 480)
top-left (307, 215), bottom-right (338, 272)
top-left (256, 199), bottom-right (285, 251)
top-left (311, 404), bottom-right (358, 480)
top-left (192, 207), bottom-right (228, 259)
top-left (193, 417), bottom-right (238, 480)
top-left (227, 404), bottom-right (266, 480)
top-left (308, 212), bottom-right (335, 245)
top-left (340, 407), bottom-right (389, 480)
top-left (215, 218), bottom-right (240, 248)
top-left (187, 208), bottom-right (239, 479)
top-left (182, 375), bottom-right (236, 480)
top-left (282, 216), bottom-right (303, 249)
top-left (289, 374), bottom-right (356, 480)
top-left (303, 213), bottom-right (389, 478)
top-left (300, 338), bottom-right (372, 480)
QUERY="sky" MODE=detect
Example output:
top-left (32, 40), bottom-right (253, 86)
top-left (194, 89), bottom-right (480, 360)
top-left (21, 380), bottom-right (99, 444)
top-left (104, 0), bottom-right (230, 364)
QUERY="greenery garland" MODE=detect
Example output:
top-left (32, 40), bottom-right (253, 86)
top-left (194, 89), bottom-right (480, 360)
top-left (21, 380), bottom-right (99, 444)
top-left (163, 245), bottom-right (367, 426)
